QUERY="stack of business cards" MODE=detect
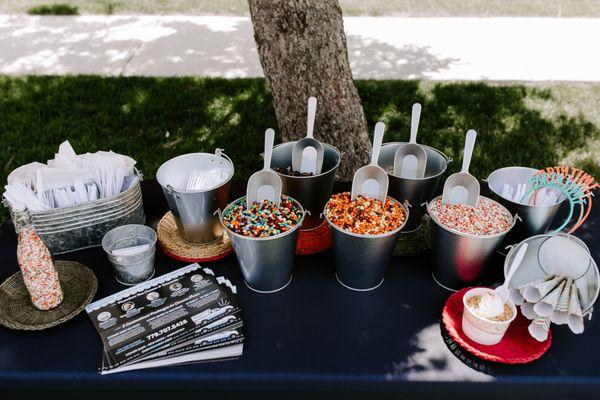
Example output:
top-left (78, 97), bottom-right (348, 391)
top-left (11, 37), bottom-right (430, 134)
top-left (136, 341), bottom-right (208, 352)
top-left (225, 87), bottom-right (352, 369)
top-left (85, 263), bottom-right (244, 374)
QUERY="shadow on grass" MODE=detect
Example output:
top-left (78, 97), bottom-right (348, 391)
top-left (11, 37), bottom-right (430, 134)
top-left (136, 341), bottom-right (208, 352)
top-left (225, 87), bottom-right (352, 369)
top-left (0, 77), bottom-right (598, 221)
top-left (359, 80), bottom-right (599, 179)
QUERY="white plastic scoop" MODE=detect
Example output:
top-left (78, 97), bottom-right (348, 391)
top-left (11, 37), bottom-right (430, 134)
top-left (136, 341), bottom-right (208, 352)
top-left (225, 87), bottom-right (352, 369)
top-left (351, 122), bottom-right (389, 202)
top-left (247, 128), bottom-right (282, 207)
top-left (393, 103), bottom-right (427, 179)
top-left (441, 129), bottom-right (480, 207)
top-left (496, 243), bottom-right (528, 303)
top-left (291, 96), bottom-right (324, 175)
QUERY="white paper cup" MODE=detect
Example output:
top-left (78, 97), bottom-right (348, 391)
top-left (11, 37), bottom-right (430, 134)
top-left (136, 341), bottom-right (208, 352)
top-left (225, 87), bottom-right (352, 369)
top-left (462, 288), bottom-right (517, 345)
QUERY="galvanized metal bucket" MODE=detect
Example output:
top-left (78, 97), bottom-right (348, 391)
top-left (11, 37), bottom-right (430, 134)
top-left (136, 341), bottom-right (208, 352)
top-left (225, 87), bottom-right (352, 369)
top-left (487, 166), bottom-right (565, 244)
top-left (428, 195), bottom-right (517, 291)
top-left (271, 142), bottom-right (341, 229)
top-left (102, 224), bottom-right (157, 285)
top-left (324, 198), bottom-right (409, 291)
top-left (5, 172), bottom-right (145, 254)
top-left (504, 233), bottom-right (598, 315)
top-left (219, 196), bottom-right (305, 293)
top-left (379, 143), bottom-right (450, 232)
top-left (156, 149), bottom-right (233, 244)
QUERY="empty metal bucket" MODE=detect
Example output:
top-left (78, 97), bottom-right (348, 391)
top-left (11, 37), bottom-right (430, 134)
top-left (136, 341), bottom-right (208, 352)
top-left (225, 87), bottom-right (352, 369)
top-left (219, 196), bottom-right (305, 293)
top-left (379, 143), bottom-right (450, 231)
top-left (428, 195), bottom-right (517, 290)
top-left (156, 149), bottom-right (233, 244)
top-left (487, 166), bottom-right (565, 243)
top-left (271, 142), bottom-right (340, 229)
top-left (102, 224), bottom-right (157, 285)
top-left (324, 198), bottom-right (409, 291)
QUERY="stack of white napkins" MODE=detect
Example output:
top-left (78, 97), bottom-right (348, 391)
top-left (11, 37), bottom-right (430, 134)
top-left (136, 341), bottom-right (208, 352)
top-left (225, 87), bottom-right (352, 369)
top-left (3, 141), bottom-right (137, 211)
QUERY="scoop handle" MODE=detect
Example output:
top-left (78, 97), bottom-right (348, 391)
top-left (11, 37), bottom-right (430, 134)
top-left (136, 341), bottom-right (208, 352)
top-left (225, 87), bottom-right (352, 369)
top-left (371, 122), bottom-right (385, 166)
top-left (504, 243), bottom-right (528, 287)
top-left (461, 129), bottom-right (477, 173)
top-left (410, 103), bottom-right (421, 144)
top-left (263, 128), bottom-right (275, 171)
top-left (307, 96), bottom-right (317, 139)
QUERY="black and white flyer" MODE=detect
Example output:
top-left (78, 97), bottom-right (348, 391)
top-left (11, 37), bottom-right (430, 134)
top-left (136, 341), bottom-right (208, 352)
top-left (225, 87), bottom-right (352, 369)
top-left (85, 263), bottom-right (244, 374)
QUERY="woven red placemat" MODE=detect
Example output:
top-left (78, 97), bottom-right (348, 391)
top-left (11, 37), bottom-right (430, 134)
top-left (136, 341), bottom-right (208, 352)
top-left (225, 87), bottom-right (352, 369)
top-left (296, 220), bottom-right (332, 255)
top-left (442, 287), bottom-right (552, 364)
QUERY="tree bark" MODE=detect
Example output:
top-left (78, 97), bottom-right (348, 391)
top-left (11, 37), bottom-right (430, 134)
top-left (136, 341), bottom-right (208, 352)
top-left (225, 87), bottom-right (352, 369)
top-left (248, 0), bottom-right (371, 180)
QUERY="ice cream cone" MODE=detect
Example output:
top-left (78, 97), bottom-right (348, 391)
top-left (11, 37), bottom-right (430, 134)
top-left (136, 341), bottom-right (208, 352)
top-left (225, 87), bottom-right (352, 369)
top-left (528, 315), bottom-right (551, 342)
top-left (568, 283), bottom-right (584, 334)
top-left (520, 302), bottom-right (538, 320)
top-left (522, 275), bottom-right (562, 303)
top-left (534, 279), bottom-right (566, 317)
top-left (550, 278), bottom-right (573, 325)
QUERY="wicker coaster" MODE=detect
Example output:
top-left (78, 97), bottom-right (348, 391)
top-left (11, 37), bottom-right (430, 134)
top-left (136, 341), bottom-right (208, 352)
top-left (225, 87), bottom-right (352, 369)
top-left (394, 215), bottom-right (432, 256)
top-left (157, 212), bottom-right (233, 263)
top-left (296, 219), bottom-right (332, 255)
top-left (0, 260), bottom-right (97, 330)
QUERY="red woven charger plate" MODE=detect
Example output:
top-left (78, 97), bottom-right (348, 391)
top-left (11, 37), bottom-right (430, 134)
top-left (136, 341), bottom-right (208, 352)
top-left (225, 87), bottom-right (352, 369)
top-left (295, 219), bottom-right (332, 255)
top-left (442, 287), bottom-right (552, 364)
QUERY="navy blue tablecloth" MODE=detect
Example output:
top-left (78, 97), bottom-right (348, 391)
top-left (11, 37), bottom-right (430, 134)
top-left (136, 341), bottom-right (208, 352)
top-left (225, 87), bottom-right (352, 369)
top-left (1, 181), bottom-right (599, 399)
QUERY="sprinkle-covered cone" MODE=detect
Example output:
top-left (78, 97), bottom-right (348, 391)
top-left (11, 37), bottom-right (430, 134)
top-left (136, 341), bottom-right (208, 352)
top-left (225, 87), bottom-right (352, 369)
top-left (550, 278), bottom-right (573, 325)
top-left (568, 283), bottom-right (584, 334)
top-left (523, 275), bottom-right (564, 303)
top-left (534, 280), bottom-right (566, 317)
top-left (520, 302), bottom-right (538, 320)
top-left (528, 315), bottom-right (551, 342)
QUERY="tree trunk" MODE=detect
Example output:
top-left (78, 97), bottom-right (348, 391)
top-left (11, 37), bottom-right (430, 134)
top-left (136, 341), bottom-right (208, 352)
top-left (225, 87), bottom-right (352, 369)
top-left (248, 0), bottom-right (371, 180)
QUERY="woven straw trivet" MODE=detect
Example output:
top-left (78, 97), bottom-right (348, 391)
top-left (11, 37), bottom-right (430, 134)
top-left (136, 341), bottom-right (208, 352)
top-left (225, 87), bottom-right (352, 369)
top-left (0, 260), bottom-right (97, 330)
top-left (394, 215), bottom-right (432, 256)
top-left (157, 212), bottom-right (233, 263)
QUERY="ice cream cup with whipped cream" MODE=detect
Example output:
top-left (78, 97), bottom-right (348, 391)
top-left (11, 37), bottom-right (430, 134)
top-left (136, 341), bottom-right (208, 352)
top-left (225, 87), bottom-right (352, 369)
top-left (462, 287), bottom-right (517, 345)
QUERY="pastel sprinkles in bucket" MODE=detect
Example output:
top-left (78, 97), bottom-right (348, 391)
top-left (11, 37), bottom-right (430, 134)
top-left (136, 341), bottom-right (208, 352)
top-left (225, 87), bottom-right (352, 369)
top-left (325, 192), bottom-right (405, 235)
top-left (429, 196), bottom-right (512, 236)
top-left (223, 196), bottom-right (302, 238)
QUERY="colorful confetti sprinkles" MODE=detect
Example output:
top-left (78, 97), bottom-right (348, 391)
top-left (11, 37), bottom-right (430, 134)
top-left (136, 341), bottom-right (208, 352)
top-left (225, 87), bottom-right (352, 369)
top-left (223, 196), bottom-right (303, 238)
top-left (16, 227), bottom-right (64, 310)
top-left (428, 196), bottom-right (512, 236)
top-left (325, 192), bottom-right (406, 235)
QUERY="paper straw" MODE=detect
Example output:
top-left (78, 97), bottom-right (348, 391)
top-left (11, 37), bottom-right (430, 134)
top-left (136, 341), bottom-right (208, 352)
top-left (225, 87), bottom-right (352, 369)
top-left (522, 274), bottom-right (562, 303)
top-left (568, 283), bottom-right (584, 334)
top-left (528, 316), bottom-right (551, 342)
top-left (534, 279), bottom-right (566, 317)
top-left (550, 278), bottom-right (573, 325)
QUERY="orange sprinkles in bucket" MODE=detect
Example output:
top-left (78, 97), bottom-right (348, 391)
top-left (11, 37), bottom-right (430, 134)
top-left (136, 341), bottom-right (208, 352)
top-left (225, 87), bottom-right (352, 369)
top-left (325, 192), bottom-right (405, 235)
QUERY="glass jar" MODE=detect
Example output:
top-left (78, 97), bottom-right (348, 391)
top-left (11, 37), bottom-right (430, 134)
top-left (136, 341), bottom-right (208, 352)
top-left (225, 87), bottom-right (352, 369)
top-left (13, 204), bottom-right (64, 310)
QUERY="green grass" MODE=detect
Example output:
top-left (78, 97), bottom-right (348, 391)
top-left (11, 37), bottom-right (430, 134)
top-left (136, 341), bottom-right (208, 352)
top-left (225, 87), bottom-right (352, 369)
top-left (27, 3), bottom-right (78, 15)
top-left (0, 76), bottom-right (598, 221)
top-left (3, 0), bottom-right (600, 16)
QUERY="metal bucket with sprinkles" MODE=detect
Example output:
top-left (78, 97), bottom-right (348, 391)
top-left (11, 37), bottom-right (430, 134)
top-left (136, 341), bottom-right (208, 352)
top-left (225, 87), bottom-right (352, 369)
top-left (379, 142), bottom-right (450, 232)
top-left (324, 192), bottom-right (409, 291)
top-left (219, 195), bottom-right (305, 293)
top-left (427, 195), bottom-right (517, 290)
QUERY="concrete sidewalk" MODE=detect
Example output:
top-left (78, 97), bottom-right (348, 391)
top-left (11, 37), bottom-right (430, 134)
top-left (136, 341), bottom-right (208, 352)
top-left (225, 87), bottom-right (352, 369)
top-left (1, 15), bottom-right (600, 81)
